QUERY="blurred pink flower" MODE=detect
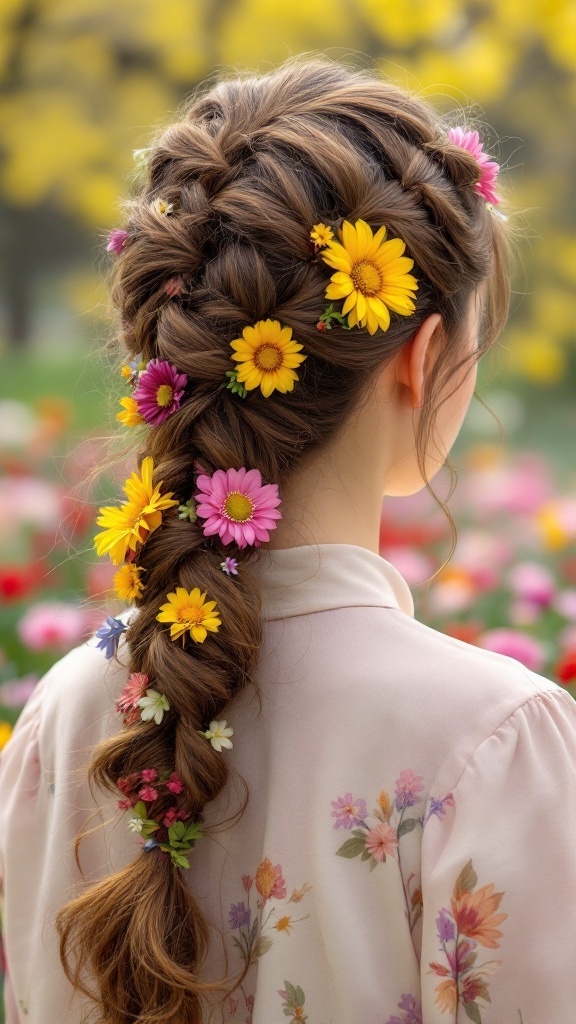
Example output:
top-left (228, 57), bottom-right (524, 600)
top-left (554, 590), bottom-right (576, 621)
top-left (0, 675), bottom-right (38, 707)
top-left (428, 571), bottom-right (477, 614)
top-left (477, 628), bottom-right (546, 672)
top-left (381, 546), bottom-right (435, 586)
top-left (0, 476), bottom-right (61, 536)
top-left (509, 599), bottom-right (542, 627)
top-left (460, 452), bottom-right (552, 518)
top-left (508, 562), bottom-right (555, 607)
top-left (17, 602), bottom-right (99, 652)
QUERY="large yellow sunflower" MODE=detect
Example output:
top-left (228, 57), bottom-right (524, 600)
top-left (230, 319), bottom-right (307, 398)
top-left (94, 456), bottom-right (178, 565)
top-left (320, 219), bottom-right (418, 335)
top-left (157, 587), bottom-right (222, 644)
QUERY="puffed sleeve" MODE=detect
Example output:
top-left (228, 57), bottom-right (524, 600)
top-left (0, 638), bottom-right (134, 1024)
top-left (419, 687), bottom-right (576, 1024)
top-left (0, 672), bottom-right (47, 1024)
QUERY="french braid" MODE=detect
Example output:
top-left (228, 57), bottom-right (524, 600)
top-left (56, 56), bottom-right (510, 1023)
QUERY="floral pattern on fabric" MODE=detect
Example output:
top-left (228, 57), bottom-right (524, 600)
top-left (278, 980), bottom-right (308, 1021)
top-left (385, 992), bottom-right (423, 1024)
top-left (427, 859), bottom-right (508, 1022)
top-left (331, 770), bottom-right (454, 934)
top-left (226, 857), bottom-right (312, 1022)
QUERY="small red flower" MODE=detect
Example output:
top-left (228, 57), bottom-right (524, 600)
top-left (555, 647), bottom-right (576, 684)
top-left (138, 785), bottom-right (158, 801)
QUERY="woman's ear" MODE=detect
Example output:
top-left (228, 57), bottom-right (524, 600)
top-left (395, 313), bottom-right (443, 409)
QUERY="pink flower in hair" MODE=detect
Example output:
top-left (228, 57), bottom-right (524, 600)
top-left (106, 228), bottom-right (129, 254)
top-left (166, 771), bottom-right (184, 794)
top-left (447, 127), bottom-right (501, 205)
top-left (141, 768), bottom-right (158, 783)
top-left (115, 672), bottom-right (149, 726)
top-left (138, 785), bottom-right (158, 801)
top-left (132, 358), bottom-right (188, 425)
top-left (194, 467), bottom-right (282, 548)
top-left (163, 276), bottom-right (184, 297)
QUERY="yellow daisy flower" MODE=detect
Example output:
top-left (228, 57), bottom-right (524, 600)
top-left (310, 222), bottom-right (334, 248)
top-left (116, 396), bottom-right (144, 427)
top-left (230, 319), bottom-right (307, 398)
top-left (120, 365), bottom-right (133, 379)
top-left (94, 456), bottom-right (178, 565)
top-left (156, 586), bottom-right (222, 644)
top-left (113, 563), bottom-right (145, 602)
top-left (320, 218), bottom-right (418, 335)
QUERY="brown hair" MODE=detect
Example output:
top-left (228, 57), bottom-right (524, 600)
top-left (56, 56), bottom-right (511, 1022)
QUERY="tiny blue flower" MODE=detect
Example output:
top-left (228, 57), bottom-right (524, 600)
top-left (95, 616), bottom-right (128, 659)
top-left (143, 838), bottom-right (159, 851)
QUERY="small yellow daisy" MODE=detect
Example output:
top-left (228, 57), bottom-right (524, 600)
top-left (116, 396), bottom-right (144, 427)
top-left (230, 319), bottom-right (307, 399)
top-left (120, 365), bottom-right (133, 379)
top-left (157, 586), bottom-right (222, 644)
top-left (113, 563), bottom-right (145, 602)
top-left (310, 222), bottom-right (334, 249)
top-left (320, 218), bottom-right (418, 335)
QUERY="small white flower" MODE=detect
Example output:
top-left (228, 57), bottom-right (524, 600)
top-left (137, 688), bottom-right (171, 725)
top-left (128, 817), bottom-right (144, 833)
top-left (198, 718), bottom-right (234, 752)
top-left (152, 197), bottom-right (174, 216)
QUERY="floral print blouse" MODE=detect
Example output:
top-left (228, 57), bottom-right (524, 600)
top-left (1, 542), bottom-right (576, 1023)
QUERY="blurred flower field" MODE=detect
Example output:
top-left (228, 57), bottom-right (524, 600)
top-left (1, 363), bottom-right (576, 771)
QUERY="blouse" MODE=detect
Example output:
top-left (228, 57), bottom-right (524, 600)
top-left (0, 541), bottom-right (575, 1024)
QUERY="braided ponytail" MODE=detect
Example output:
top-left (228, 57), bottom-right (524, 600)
top-left (55, 57), bottom-right (511, 1022)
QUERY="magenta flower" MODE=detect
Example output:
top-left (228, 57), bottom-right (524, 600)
top-left (330, 792), bottom-right (368, 829)
top-left (132, 359), bottom-right (187, 425)
top-left (141, 768), bottom-right (158, 783)
top-left (106, 228), bottom-right (129, 254)
top-left (221, 556), bottom-right (239, 575)
top-left (394, 768), bottom-right (425, 810)
top-left (194, 467), bottom-right (282, 548)
top-left (447, 127), bottom-right (501, 205)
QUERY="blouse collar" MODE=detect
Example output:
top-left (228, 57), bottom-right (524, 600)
top-left (249, 542), bottom-right (414, 620)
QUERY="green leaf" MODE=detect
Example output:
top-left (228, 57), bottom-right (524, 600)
top-left (464, 1001), bottom-right (482, 1024)
top-left (294, 986), bottom-right (305, 1005)
top-left (397, 817), bottom-right (418, 838)
top-left (369, 856), bottom-right (378, 871)
top-left (255, 935), bottom-right (273, 957)
top-left (360, 848), bottom-right (372, 861)
top-left (456, 860), bottom-right (478, 894)
top-left (133, 801), bottom-right (147, 818)
top-left (335, 836), bottom-right (366, 858)
top-left (171, 850), bottom-right (190, 869)
top-left (284, 981), bottom-right (298, 1002)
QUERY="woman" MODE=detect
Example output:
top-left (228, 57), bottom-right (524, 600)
top-left (0, 56), bottom-right (574, 1024)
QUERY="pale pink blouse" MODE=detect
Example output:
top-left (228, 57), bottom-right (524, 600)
top-left (1, 542), bottom-right (576, 1024)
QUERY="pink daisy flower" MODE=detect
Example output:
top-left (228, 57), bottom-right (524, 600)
top-left (194, 467), bottom-right (282, 548)
top-left (364, 822), bottom-right (398, 862)
top-left (447, 127), bottom-right (501, 205)
top-left (115, 672), bottom-right (149, 726)
top-left (106, 228), bottom-right (129, 254)
top-left (132, 359), bottom-right (187, 425)
top-left (141, 768), bottom-right (158, 783)
top-left (221, 556), bottom-right (239, 576)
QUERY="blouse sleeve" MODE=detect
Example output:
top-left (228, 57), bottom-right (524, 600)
top-left (419, 687), bottom-right (576, 1024)
top-left (0, 673), bottom-right (47, 1024)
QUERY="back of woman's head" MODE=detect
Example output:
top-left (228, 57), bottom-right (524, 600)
top-left (56, 56), bottom-right (511, 1023)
